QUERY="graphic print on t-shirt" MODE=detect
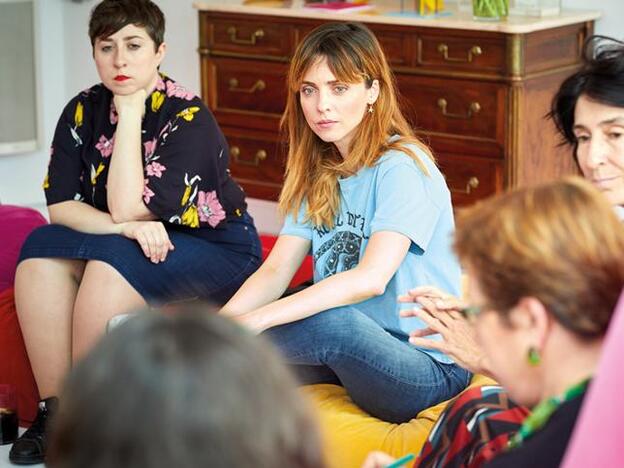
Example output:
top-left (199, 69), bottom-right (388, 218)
top-left (314, 230), bottom-right (362, 276)
top-left (313, 210), bottom-right (369, 277)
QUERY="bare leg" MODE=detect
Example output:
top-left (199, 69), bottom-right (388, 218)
top-left (72, 260), bottom-right (146, 362)
top-left (15, 258), bottom-right (86, 398)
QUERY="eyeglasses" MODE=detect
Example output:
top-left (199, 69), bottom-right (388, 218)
top-left (459, 305), bottom-right (482, 321)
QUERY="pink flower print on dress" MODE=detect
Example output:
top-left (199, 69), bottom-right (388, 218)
top-left (143, 179), bottom-right (155, 204)
top-left (156, 76), bottom-right (166, 91)
top-left (165, 80), bottom-right (194, 100)
top-left (146, 161), bottom-right (166, 178)
top-left (109, 102), bottom-right (118, 124)
top-left (144, 138), bottom-right (157, 160)
top-left (95, 134), bottom-right (114, 158)
top-left (197, 190), bottom-right (226, 227)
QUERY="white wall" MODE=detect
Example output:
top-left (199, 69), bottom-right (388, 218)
top-left (0, 0), bottom-right (66, 210)
top-left (564, 0), bottom-right (623, 40)
top-left (0, 0), bottom-right (621, 232)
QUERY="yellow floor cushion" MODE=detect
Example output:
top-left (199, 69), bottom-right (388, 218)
top-left (302, 374), bottom-right (496, 468)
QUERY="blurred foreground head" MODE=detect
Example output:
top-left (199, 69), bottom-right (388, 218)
top-left (48, 305), bottom-right (325, 468)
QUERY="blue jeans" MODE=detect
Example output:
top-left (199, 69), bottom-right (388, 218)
top-left (263, 306), bottom-right (472, 423)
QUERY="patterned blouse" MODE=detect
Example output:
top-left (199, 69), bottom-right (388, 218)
top-left (44, 74), bottom-right (247, 241)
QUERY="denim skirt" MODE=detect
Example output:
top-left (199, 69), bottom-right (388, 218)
top-left (18, 214), bottom-right (262, 305)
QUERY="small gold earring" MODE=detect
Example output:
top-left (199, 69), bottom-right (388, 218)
top-left (368, 104), bottom-right (374, 114)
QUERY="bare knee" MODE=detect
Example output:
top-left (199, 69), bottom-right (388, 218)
top-left (72, 261), bottom-right (145, 362)
top-left (15, 258), bottom-right (86, 321)
top-left (16, 257), bottom-right (86, 285)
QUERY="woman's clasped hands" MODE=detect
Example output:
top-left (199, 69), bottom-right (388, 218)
top-left (399, 285), bottom-right (489, 375)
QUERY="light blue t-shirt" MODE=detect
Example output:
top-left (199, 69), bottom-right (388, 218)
top-left (280, 144), bottom-right (461, 363)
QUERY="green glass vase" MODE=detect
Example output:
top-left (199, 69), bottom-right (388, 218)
top-left (472, 0), bottom-right (508, 20)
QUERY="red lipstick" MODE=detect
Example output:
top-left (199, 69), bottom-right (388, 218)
top-left (114, 75), bottom-right (130, 82)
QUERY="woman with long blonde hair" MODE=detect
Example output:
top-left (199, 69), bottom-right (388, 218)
top-left (222, 22), bottom-right (469, 422)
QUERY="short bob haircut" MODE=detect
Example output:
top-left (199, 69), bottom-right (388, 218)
top-left (454, 176), bottom-right (624, 339)
top-left (550, 35), bottom-right (624, 156)
top-left (88, 0), bottom-right (165, 50)
top-left (47, 306), bottom-right (325, 468)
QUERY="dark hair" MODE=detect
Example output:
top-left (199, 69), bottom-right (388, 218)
top-left (88, 0), bottom-right (165, 50)
top-left (549, 35), bottom-right (624, 156)
top-left (47, 306), bottom-right (325, 468)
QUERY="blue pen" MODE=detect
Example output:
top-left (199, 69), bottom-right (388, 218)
top-left (385, 453), bottom-right (415, 468)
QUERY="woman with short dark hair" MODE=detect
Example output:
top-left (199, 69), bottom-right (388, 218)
top-left (550, 36), bottom-right (624, 208)
top-left (11, 1), bottom-right (260, 463)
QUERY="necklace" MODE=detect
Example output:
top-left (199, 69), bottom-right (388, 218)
top-left (507, 377), bottom-right (590, 450)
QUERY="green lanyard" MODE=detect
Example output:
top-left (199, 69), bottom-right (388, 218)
top-left (507, 377), bottom-right (590, 450)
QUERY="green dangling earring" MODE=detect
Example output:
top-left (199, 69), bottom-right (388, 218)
top-left (527, 347), bottom-right (541, 366)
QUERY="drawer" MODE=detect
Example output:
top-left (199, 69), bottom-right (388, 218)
top-left (296, 23), bottom-right (415, 68)
top-left (200, 13), bottom-right (294, 58)
top-left (397, 74), bottom-right (507, 145)
top-left (224, 129), bottom-right (286, 201)
top-left (437, 153), bottom-right (503, 207)
top-left (416, 31), bottom-right (507, 75)
top-left (206, 57), bottom-right (288, 131)
top-left (367, 25), bottom-right (415, 68)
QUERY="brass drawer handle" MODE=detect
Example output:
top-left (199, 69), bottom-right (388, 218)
top-left (227, 26), bottom-right (265, 45)
top-left (228, 78), bottom-right (266, 94)
top-left (437, 98), bottom-right (481, 119)
top-left (437, 44), bottom-right (482, 63)
top-left (450, 176), bottom-right (480, 194)
top-left (230, 146), bottom-right (267, 167)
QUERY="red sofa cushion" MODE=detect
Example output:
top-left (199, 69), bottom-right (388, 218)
top-left (259, 234), bottom-right (313, 288)
top-left (0, 205), bottom-right (47, 291)
top-left (0, 288), bottom-right (39, 425)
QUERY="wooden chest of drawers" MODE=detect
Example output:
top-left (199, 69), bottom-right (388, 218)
top-left (197, 5), bottom-right (596, 206)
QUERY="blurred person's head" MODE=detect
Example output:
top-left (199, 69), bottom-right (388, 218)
top-left (88, 0), bottom-right (166, 96)
top-left (454, 176), bottom-right (624, 407)
top-left (550, 36), bottom-right (624, 206)
top-left (48, 306), bottom-right (325, 468)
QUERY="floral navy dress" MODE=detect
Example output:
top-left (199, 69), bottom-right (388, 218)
top-left (19, 74), bottom-right (261, 305)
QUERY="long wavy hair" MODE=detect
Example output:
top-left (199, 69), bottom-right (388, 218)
top-left (279, 22), bottom-right (433, 228)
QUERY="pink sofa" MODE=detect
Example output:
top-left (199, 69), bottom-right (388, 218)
top-left (0, 205), bottom-right (47, 292)
top-left (0, 205), bottom-right (47, 424)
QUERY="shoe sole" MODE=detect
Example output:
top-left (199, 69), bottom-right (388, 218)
top-left (8, 454), bottom-right (44, 465)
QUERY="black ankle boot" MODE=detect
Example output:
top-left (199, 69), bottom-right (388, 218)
top-left (9, 397), bottom-right (58, 465)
